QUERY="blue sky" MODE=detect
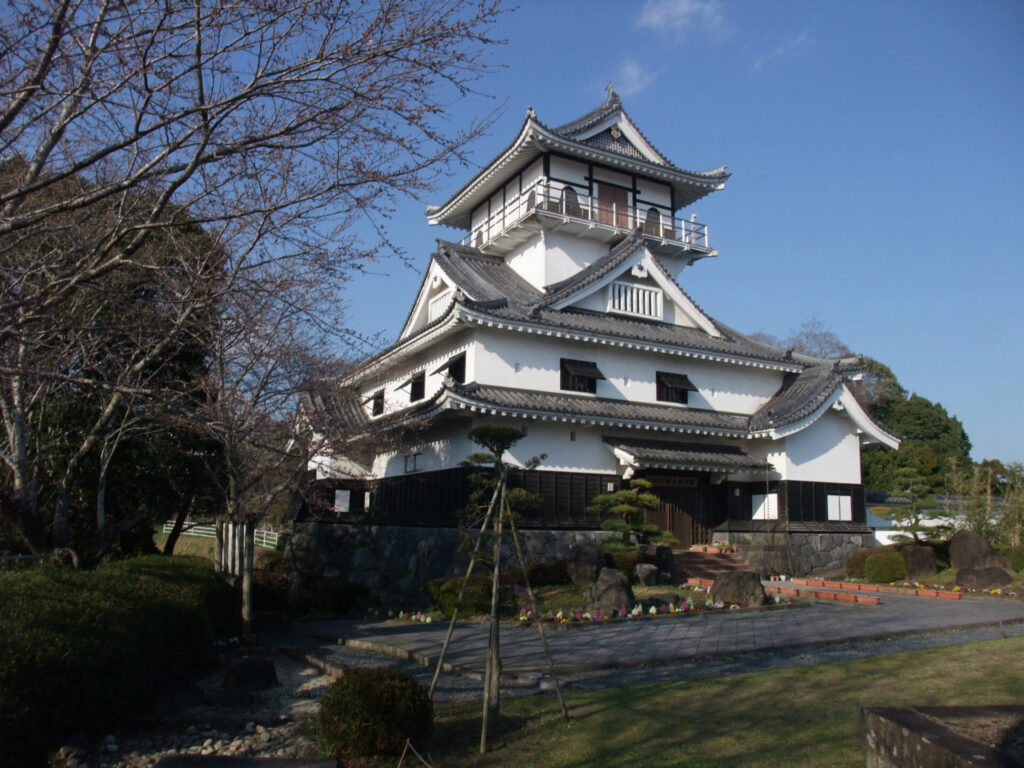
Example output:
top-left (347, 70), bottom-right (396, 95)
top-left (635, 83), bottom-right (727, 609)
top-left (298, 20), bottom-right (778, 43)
top-left (340, 0), bottom-right (1024, 464)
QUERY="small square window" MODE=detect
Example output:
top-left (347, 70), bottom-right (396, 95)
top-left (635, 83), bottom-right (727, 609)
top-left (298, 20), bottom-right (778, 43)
top-left (404, 453), bottom-right (421, 473)
top-left (752, 493), bottom-right (778, 520)
top-left (656, 371), bottom-right (697, 404)
top-left (370, 390), bottom-right (384, 416)
top-left (827, 495), bottom-right (852, 521)
top-left (560, 358), bottom-right (604, 394)
top-left (409, 372), bottom-right (425, 402)
top-left (433, 353), bottom-right (466, 384)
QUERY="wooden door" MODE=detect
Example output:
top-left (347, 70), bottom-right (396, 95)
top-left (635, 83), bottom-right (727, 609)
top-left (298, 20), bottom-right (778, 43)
top-left (645, 478), bottom-right (715, 548)
top-left (596, 184), bottom-right (629, 228)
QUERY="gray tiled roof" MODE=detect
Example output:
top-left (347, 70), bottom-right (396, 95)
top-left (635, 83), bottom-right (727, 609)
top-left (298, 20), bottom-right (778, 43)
top-left (604, 437), bottom-right (770, 472)
top-left (748, 361), bottom-right (857, 431)
top-left (447, 383), bottom-right (750, 435)
top-left (433, 239), bottom-right (797, 365)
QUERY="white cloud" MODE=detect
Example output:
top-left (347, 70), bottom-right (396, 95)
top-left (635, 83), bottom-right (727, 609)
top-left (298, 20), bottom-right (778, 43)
top-left (616, 60), bottom-right (656, 96)
top-left (637, 0), bottom-right (725, 35)
top-left (753, 32), bottom-right (816, 70)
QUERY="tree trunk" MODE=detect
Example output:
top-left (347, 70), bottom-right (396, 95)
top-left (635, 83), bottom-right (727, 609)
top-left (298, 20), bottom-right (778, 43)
top-left (162, 495), bottom-right (194, 556)
top-left (242, 521), bottom-right (255, 634)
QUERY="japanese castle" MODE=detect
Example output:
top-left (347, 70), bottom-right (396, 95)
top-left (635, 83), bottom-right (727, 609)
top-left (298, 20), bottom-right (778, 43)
top-left (305, 89), bottom-right (899, 576)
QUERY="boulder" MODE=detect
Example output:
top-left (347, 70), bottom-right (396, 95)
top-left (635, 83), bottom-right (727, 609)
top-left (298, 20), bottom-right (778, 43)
top-left (655, 545), bottom-right (675, 574)
top-left (950, 530), bottom-right (1002, 570)
top-left (956, 567), bottom-right (1013, 590)
top-left (634, 563), bottom-right (659, 586)
top-left (901, 544), bottom-right (937, 578)
top-left (567, 541), bottom-right (607, 589)
top-left (709, 570), bottom-right (766, 607)
top-left (585, 567), bottom-right (635, 614)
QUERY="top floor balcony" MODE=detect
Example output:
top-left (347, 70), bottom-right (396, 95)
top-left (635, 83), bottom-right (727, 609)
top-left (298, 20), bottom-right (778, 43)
top-left (462, 182), bottom-right (713, 258)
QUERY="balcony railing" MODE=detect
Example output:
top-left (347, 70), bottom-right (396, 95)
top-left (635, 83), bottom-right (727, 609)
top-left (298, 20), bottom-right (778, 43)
top-left (463, 182), bottom-right (710, 252)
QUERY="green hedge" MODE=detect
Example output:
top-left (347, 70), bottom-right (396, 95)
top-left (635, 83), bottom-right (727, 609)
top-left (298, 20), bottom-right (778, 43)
top-left (0, 555), bottom-right (239, 766)
top-left (863, 550), bottom-right (908, 583)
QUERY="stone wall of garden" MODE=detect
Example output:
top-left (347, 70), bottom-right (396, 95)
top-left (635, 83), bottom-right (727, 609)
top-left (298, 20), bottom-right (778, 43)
top-left (286, 522), bottom-right (613, 605)
top-left (723, 531), bottom-right (875, 577)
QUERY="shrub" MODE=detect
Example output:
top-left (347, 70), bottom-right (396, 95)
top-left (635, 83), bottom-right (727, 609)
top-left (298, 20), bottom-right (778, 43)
top-left (610, 550), bottom-right (642, 576)
top-left (846, 545), bottom-right (897, 579)
top-left (997, 544), bottom-right (1024, 573)
top-left (0, 555), bottom-right (238, 766)
top-left (430, 573), bottom-right (510, 617)
top-left (863, 550), bottom-right (908, 583)
top-left (318, 667), bottom-right (432, 759)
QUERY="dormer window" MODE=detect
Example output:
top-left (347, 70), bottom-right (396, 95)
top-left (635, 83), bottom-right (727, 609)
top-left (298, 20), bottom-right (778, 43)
top-left (432, 353), bottom-right (466, 384)
top-left (560, 358), bottom-right (604, 394)
top-left (608, 280), bottom-right (663, 320)
top-left (656, 371), bottom-right (697, 404)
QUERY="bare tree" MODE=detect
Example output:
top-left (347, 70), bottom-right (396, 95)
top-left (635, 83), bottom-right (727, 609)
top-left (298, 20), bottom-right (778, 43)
top-left (0, 0), bottom-right (502, 554)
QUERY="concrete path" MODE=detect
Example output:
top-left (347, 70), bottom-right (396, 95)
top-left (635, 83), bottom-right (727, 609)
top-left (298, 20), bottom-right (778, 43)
top-left (278, 591), bottom-right (1024, 680)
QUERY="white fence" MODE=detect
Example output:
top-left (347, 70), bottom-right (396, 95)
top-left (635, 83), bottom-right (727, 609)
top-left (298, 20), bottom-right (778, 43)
top-left (162, 521), bottom-right (280, 550)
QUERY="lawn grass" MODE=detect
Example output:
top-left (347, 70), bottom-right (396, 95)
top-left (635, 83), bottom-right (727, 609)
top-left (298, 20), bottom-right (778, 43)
top-left (430, 636), bottom-right (1024, 768)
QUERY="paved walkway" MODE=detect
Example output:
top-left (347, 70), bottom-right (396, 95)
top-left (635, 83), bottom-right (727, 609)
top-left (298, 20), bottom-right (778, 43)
top-left (275, 591), bottom-right (1024, 681)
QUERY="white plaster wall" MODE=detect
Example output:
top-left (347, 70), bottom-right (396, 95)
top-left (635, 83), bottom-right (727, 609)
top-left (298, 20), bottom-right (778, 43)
top-left (549, 156), bottom-right (588, 187)
top-left (472, 329), bottom-right (784, 414)
top-left (505, 234), bottom-right (546, 290)
top-left (540, 230), bottom-right (607, 286)
top-left (591, 166), bottom-right (632, 190)
top-left (360, 331), bottom-right (472, 419)
top-left (522, 158), bottom-right (543, 189)
top-left (634, 179), bottom-right (671, 208)
top-left (503, 420), bottom-right (620, 474)
top-left (374, 420), bottom-right (477, 478)
top-left (780, 411), bottom-right (862, 483)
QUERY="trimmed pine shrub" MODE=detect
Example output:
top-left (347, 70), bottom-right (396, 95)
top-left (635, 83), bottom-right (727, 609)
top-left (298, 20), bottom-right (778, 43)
top-left (318, 668), bottom-right (432, 759)
top-left (429, 573), bottom-right (511, 618)
top-left (863, 550), bottom-right (908, 583)
top-left (845, 545), bottom-right (897, 579)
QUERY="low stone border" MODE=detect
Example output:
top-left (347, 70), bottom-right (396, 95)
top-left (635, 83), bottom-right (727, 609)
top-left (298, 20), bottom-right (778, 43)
top-left (863, 705), bottom-right (1024, 767)
top-left (793, 578), bottom-right (962, 600)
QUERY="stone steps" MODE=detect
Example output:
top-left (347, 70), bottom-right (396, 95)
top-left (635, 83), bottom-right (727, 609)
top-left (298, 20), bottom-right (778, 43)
top-left (671, 548), bottom-right (753, 582)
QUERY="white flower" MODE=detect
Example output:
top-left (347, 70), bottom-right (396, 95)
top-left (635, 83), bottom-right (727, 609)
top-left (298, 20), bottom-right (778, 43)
top-left (649, 605), bottom-right (657, 615)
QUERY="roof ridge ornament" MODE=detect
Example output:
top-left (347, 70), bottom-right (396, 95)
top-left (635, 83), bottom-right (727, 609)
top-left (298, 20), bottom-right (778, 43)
top-left (526, 105), bottom-right (536, 120)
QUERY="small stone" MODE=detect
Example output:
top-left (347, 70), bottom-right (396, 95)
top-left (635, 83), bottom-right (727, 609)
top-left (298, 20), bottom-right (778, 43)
top-left (259, 730), bottom-right (272, 743)
top-left (245, 722), bottom-right (256, 733)
top-left (201, 747), bottom-right (213, 756)
top-left (202, 738), bottom-right (213, 748)
top-left (255, 725), bottom-right (266, 734)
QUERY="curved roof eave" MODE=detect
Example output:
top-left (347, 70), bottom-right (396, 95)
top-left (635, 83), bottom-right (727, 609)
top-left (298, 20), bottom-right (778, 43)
top-left (428, 119), bottom-right (729, 230)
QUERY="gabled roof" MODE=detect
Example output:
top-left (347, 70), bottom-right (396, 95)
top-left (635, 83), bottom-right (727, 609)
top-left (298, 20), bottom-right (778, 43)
top-left (428, 93), bottom-right (729, 231)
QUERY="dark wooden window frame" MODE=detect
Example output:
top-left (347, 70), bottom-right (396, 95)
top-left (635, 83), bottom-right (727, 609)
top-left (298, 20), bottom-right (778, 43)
top-left (560, 358), bottom-right (605, 394)
top-left (656, 371), bottom-right (697, 404)
top-left (409, 371), bottom-right (425, 402)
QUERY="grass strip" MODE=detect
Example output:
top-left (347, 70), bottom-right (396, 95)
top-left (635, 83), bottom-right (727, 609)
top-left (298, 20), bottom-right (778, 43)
top-left (432, 636), bottom-right (1024, 767)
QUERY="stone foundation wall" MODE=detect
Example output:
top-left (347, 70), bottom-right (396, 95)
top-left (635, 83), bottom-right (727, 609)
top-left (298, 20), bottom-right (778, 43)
top-left (721, 531), bottom-right (874, 577)
top-left (286, 523), bottom-right (611, 605)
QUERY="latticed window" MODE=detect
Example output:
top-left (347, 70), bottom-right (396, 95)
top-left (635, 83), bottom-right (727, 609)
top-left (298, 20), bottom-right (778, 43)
top-left (608, 280), bottom-right (663, 319)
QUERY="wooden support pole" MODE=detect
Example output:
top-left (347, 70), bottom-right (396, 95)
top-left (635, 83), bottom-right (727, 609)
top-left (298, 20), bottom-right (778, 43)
top-left (480, 472), bottom-right (506, 754)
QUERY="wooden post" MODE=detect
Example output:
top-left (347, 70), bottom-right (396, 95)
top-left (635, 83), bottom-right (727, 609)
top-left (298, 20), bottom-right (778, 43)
top-left (480, 473), bottom-right (506, 754)
top-left (215, 520), bottom-right (223, 573)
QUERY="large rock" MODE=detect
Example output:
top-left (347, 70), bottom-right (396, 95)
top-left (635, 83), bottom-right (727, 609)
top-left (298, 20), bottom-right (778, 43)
top-left (634, 563), bottom-right (659, 586)
top-left (585, 567), bottom-right (635, 614)
top-left (901, 545), bottom-right (937, 578)
top-left (956, 567), bottom-right (1013, 590)
top-left (950, 530), bottom-right (1004, 570)
top-left (567, 541), bottom-right (607, 589)
top-left (709, 570), bottom-right (766, 607)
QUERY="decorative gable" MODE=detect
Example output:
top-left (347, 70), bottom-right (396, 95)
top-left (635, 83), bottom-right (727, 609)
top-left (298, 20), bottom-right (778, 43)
top-left (398, 260), bottom-right (457, 341)
top-left (546, 237), bottom-right (721, 336)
